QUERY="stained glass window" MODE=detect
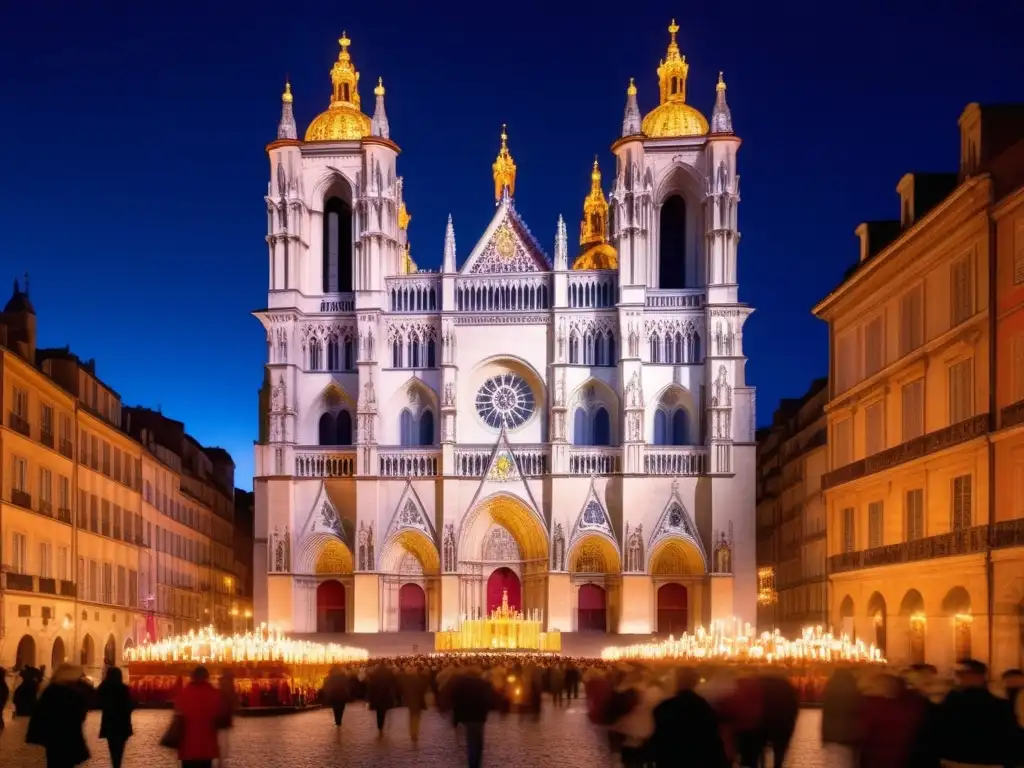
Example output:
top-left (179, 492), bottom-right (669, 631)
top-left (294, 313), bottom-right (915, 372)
top-left (475, 372), bottom-right (534, 429)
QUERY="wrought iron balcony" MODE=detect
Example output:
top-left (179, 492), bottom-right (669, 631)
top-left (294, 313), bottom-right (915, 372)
top-left (828, 524), bottom-right (990, 574)
top-left (10, 488), bottom-right (31, 509)
top-left (40, 429), bottom-right (54, 449)
top-left (7, 411), bottom-right (30, 437)
top-left (4, 572), bottom-right (35, 591)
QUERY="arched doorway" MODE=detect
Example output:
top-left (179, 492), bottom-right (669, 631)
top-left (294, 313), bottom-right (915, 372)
top-left (104, 634), bottom-right (117, 667)
top-left (867, 592), bottom-right (887, 657)
top-left (657, 583), bottom-right (689, 635)
top-left (15, 635), bottom-right (36, 669)
top-left (316, 580), bottom-right (346, 633)
top-left (577, 584), bottom-right (607, 632)
top-left (80, 634), bottom-right (94, 667)
top-left (51, 636), bottom-right (66, 670)
top-left (659, 194), bottom-right (687, 289)
top-left (399, 583), bottom-right (427, 631)
top-left (900, 589), bottom-right (926, 664)
top-left (487, 567), bottom-right (522, 614)
top-left (942, 586), bottom-right (972, 661)
top-left (839, 595), bottom-right (855, 640)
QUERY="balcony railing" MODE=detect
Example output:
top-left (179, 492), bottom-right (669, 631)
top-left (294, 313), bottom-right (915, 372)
top-left (379, 449), bottom-right (440, 477)
top-left (568, 447), bottom-right (620, 475)
top-left (453, 446), bottom-right (548, 477)
top-left (11, 488), bottom-right (31, 509)
top-left (8, 411), bottom-right (30, 437)
top-left (645, 289), bottom-right (704, 309)
top-left (294, 449), bottom-right (357, 478)
top-left (823, 414), bottom-right (989, 491)
top-left (1002, 399), bottom-right (1024, 430)
top-left (41, 429), bottom-right (55, 449)
top-left (59, 438), bottom-right (74, 459)
top-left (455, 274), bottom-right (550, 313)
top-left (828, 524), bottom-right (990, 574)
top-left (39, 500), bottom-right (52, 516)
top-left (567, 272), bottom-right (617, 308)
top-left (39, 577), bottom-right (57, 595)
top-left (4, 572), bottom-right (35, 591)
top-left (386, 276), bottom-right (441, 313)
top-left (57, 507), bottom-right (72, 524)
top-left (644, 447), bottom-right (706, 476)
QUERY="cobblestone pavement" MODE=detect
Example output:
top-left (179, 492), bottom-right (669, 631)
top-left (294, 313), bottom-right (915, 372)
top-left (0, 702), bottom-right (828, 767)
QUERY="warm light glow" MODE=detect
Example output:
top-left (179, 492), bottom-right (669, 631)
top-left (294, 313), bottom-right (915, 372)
top-left (601, 620), bottom-right (885, 664)
top-left (124, 624), bottom-right (369, 665)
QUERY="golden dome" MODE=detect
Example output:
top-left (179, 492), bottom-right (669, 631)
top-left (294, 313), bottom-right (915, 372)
top-left (573, 243), bottom-right (618, 271)
top-left (573, 158), bottom-right (617, 270)
top-left (304, 33), bottom-right (372, 142)
top-left (492, 125), bottom-right (517, 200)
top-left (641, 20), bottom-right (708, 138)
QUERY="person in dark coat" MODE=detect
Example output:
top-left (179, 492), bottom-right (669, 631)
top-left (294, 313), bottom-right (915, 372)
top-left (936, 659), bottom-right (1016, 767)
top-left (651, 668), bottom-right (727, 768)
top-left (0, 666), bottom-right (9, 730)
top-left (758, 673), bottom-right (800, 767)
top-left (366, 663), bottom-right (398, 738)
top-left (25, 664), bottom-right (90, 768)
top-left (821, 667), bottom-right (862, 764)
top-left (97, 666), bottom-right (134, 768)
top-left (399, 666), bottom-right (430, 743)
top-left (450, 668), bottom-right (496, 768)
top-left (322, 666), bottom-right (352, 735)
top-left (13, 666), bottom-right (41, 717)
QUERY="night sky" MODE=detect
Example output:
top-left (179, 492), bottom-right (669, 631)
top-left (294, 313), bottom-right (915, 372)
top-left (2, 0), bottom-right (1021, 488)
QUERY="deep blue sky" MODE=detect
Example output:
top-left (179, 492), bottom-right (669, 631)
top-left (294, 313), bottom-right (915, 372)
top-left (2, 1), bottom-right (1021, 489)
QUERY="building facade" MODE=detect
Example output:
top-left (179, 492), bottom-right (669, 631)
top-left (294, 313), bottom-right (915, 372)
top-left (754, 378), bottom-right (828, 636)
top-left (0, 286), bottom-right (241, 678)
top-left (815, 103), bottom-right (1024, 671)
top-left (253, 23), bottom-right (757, 637)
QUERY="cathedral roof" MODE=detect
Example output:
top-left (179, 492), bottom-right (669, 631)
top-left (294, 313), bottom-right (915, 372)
top-left (304, 33), bottom-right (372, 142)
top-left (460, 195), bottom-right (550, 274)
top-left (640, 20), bottom-right (709, 139)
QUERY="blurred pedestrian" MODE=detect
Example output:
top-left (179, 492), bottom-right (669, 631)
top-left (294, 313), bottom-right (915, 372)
top-left (98, 666), bottom-right (134, 768)
top-left (936, 659), bottom-right (1015, 767)
top-left (173, 665), bottom-right (228, 768)
top-left (25, 664), bottom-right (90, 768)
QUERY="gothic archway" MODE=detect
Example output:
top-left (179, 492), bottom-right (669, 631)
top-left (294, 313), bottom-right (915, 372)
top-left (399, 583), bottom-right (427, 631)
top-left (649, 537), bottom-right (705, 576)
top-left (104, 634), bottom-right (117, 667)
top-left (317, 580), bottom-right (346, 633)
top-left (15, 635), bottom-right (36, 669)
top-left (657, 583), bottom-right (689, 635)
top-left (51, 636), bottom-right (66, 670)
top-left (487, 567), bottom-right (521, 614)
top-left (80, 634), bottom-right (95, 667)
top-left (577, 584), bottom-right (608, 632)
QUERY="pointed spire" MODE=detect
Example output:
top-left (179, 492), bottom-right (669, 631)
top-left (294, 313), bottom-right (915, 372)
top-left (554, 215), bottom-right (568, 270)
top-left (277, 80), bottom-right (298, 140)
top-left (492, 124), bottom-right (517, 201)
top-left (621, 77), bottom-right (641, 137)
top-left (710, 71), bottom-right (733, 134)
top-left (371, 76), bottom-right (390, 139)
top-left (443, 214), bottom-right (457, 272)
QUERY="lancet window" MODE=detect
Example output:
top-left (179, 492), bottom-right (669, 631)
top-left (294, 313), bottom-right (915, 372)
top-left (399, 408), bottom-right (435, 446)
top-left (653, 408), bottom-right (689, 446)
top-left (568, 321), bottom-right (617, 367)
top-left (573, 406), bottom-right (612, 446)
top-left (319, 411), bottom-right (353, 446)
top-left (388, 323), bottom-right (438, 369)
top-left (326, 334), bottom-right (356, 371)
top-left (323, 196), bottom-right (353, 293)
top-left (659, 195), bottom-right (687, 289)
top-left (647, 321), bottom-right (701, 365)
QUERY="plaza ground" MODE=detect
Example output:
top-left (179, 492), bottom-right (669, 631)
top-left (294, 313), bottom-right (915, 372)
top-left (0, 701), bottom-right (829, 767)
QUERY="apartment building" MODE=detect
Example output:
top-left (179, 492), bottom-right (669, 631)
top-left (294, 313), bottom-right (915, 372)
top-left (0, 284), bottom-right (239, 677)
top-left (814, 103), bottom-right (1024, 671)
top-left (755, 378), bottom-right (828, 636)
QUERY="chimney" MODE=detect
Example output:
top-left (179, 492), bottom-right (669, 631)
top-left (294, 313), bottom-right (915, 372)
top-left (896, 174), bottom-right (915, 228)
top-left (855, 221), bottom-right (902, 263)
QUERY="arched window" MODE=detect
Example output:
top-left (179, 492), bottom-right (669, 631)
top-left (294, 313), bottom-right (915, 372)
top-left (654, 410), bottom-right (668, 446)
top-left (671, 409), bottom-right (688, 445)
top-left (408, 333), bottom-right (420, 368)
top-left (674, 333), bottom-right (684, 363)
top-left (649, 336), bottom-right (661, 363)
top-left (343, 338), bottom-right (354, 370)
top-left (592, 407), bottom-right (611, 446)
top-left (426, 339), bottom-right (436, 368)
top-left (573, 407), bottom-right (589, 444)
top-left (323, 196), bottom-right (353, 293)
top-left (583, 332), bottom-right (594, 365)
top-left (592, 333), bottom-right (604, 366)
top-left (569, 332), bottom-right (579, 364)
top-left (309, 338), bottom-right (322, 370)
top-left (664, 333), bottom-right (674, 363)
top-left (418, 410), bottom-right (434, 446)
top-left (327, 337), bottom-right (340, 371)
top-left (659, 195), bottom-right (687, 289)
top-left (606, 331), bottom-right (616, 365)
top-left (318, 413), bottom-right (335, 446)
top-left (336, 411), bottom-right (353, 445)
top-left (392, 340), bottom-right (402, 368)
top-left (400, 409), bottom-right (415, 447)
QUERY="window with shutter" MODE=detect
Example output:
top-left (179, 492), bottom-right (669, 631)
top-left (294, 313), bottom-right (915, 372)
top-left (868, 501), bottom-right (884, 548)
top-left (836, 332), bottom-right (857, 392)
top-left (906, 489), bottom-right (924, 540)
top-left (952, 475), bottom-right (972, 530)
top-left (948, 358), bottom-right (973, 424)
top-left (865, 316), bottom-right (884, 377)
top-left (950, 256), bottom-right (973, 326)
top-left (833, 418), bottom-right (853, 468)
top-left (865, 401), bottom-right (885, 456)
top-left (842, 507), bottom-right (855, 553)
top-left (901, 379), bottom-right (924, 441)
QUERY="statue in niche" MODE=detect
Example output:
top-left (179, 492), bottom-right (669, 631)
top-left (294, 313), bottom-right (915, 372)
top-left (362, 376), bottom-right (376, 409)
top-left (551, 523), bottom-right (566, 571)
top-left (626, 371), bottom-right (644, 408)
top-left (358, 523), bottom-right (369, 571)
top-left (443, 381), bottom-right (455, 407)
top-left (442, 524), bottom-right (457, 572)
top-left (714, 523), bottom-right (733, 574)
top-left (557, 319), bottom-right (566, 361)
top-left (273, 528), bottom-right (284, 571)
top-left (555, 375), bottom-right (565, 408)
top-left (276, 328), bottom-right (288, 363)
top-left (271, 376), bottom-right (286, 412)
top-left (625, 523), bottom-right (644, 572)
top-left (714, 366), bottom-right (731, 407)
top-left (627, 411), bottom-right (641, 442)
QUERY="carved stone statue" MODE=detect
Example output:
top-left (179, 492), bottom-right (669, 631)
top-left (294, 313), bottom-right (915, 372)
top-left (442, 523), bottom-right (457, 573)
top-left (271, 376), bottom-right (286, 412)
top-left (358, 522), bottom-right (374, 571)
top-left (714, 366), bottom-right (731, 407)
top-left (714, 524), bottom-right (733, 574)
top-left (551, 523), bottom-right (566, 571)
top-left (362, 377), bottom-right (376, 409)
top-left (555, 375), bottom-right (565, 408)
top-left (626, 371), bottom-right (644, 408)
top-left (443, 381), bottom-right (455, 407)
top-left (626, 523), bottom-right (644, 572)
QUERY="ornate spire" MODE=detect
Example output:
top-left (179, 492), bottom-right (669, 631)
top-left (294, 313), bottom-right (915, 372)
top-left (580, 158), bottom-right (609, 247)
top-left (621, 78), bottom-right (641, 137)
top-left (492, 124), bottom-right (517, 201)
top-left (331, 32), bottom-right (361, 108)
top-left (443, 214), bottom-right (457, 273)
top-left (554, 215), bottom-right (568, 270)
top-left (371, 77), bottom-right (390, 139)
top-left (304, 32), bottom-right (371, 141)
top-left (710, 71), bottom-right (733, 134)
top-left (277, 81), bottom-right (297, 140)
top-left (657, 19), bottom-right (689, 105)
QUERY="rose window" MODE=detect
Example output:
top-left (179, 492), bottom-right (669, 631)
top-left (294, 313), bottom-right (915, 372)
top-left (475, 372), bottom-right (535, 429)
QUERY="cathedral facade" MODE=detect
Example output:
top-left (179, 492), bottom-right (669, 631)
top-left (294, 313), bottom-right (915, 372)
top-left (253, 22), bottom-right (756, 636)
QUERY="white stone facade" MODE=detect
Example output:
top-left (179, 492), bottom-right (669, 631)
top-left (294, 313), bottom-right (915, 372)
top-left (253, 28), bottom-right (756, 636)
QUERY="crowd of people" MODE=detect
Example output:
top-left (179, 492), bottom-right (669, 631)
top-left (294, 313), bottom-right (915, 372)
top-left (5, 653), bottom-right (1024, 766)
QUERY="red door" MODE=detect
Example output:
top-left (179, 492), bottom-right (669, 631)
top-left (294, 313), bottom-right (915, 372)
top-left (317, 580), bottom-right (346, 633)
top-left (399, 583), bottom-right (427, 631)
top-left (577, 584), bottom-right (607, 632)
top-left (486, 567), bottom-right (521, 614)
top-left (656, 583), bottom-right (688, 635)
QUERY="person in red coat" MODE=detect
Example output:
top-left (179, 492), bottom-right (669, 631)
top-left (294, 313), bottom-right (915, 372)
top-left (174, 666), bottom-right (228, 768)
top-left (858, 672), bottom-right (926, 768)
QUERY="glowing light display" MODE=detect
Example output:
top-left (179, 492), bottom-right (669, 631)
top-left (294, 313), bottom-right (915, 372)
top-left (601, 620), bottom-right (885, 664)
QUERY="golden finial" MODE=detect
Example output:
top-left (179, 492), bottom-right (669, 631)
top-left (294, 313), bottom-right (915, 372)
top-left (668, 19), bottom-right (679, 42)
top-left (492, 124), bottom-right (516, 200)
top-left (500, 123), bottom-right (508, 147)
top-left (717, 71), bottom-right (727, 91)
top-left (374, 76), bottom-right (385, 97)
top-left (339, 31), bottom-right (350, 51)
top-left (627, 77), bottom-right (637, 96)
top-left (282, 80), bottom-right (293, 104)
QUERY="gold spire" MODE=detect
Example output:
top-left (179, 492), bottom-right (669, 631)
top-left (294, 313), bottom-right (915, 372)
top-left (492, 124), bottom-right (517, 201)
top-left (304, 32), bottom-right (372, 141)
top-left (282, 80), bottom-right (293, 104)
top-left (640, 20), bottom-right (709, 138)
top-left (717, 71), bottom-right (727, 91)
top-left (375, 76), bottom-right (385, 97)
top-left (573, 157), bottom-right (617, 270)
top-left (398, 202), bottom-right (411, 230)
top-left (627, 77), bottom-right (637, 96)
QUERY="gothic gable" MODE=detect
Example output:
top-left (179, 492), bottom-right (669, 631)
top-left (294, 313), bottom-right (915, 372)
top-left (385, 480), bottom-right (436, 542)
top-left (460, 201), bottom-right (550, 275)
top-left (648, 481), bottom-right (707, 564)
top-left (463, 428), bottom-right (544, 525)
top-left (568, 478), bottom-right (616, 547)
top-left (299, 481), bottom-right (347, 543)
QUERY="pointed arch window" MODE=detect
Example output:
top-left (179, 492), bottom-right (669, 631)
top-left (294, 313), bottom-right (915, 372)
top-left (606, 331), bottom-right (616, 365)
top-left (592, 407), bottom-right (611, 446)
top-left (654, 410), bottom-right (668, 445)
top-left (649, 336), bottom-right (661, 363)
top-left (400, 409), bottom-right (415, 447)
top-left (323, 196), bottom-right (353, 293)
top-left (653, 407), bottom-right (689, 446)
top-left (418, 410), bottom-right (435, 446)
top-left (309, 338), bottom-right (323, 371)
top-left (671, 409), bottom-right (687, 445)
top-left (408, 333), bottom-right (421, 368)
top-left (573, 408), bottom-right (588, 444)
top-left (569, 332), bottom-right (580, 364)
top-left (392, 340), bottom-right (402, 368)
top-left (426, 339), bottom-right (437, 368)
top-left (318, 413), bottom-right (335, 446)
top-left (343, 337), bottom-right (355, 371)
top-left (399, 408), bottom-right (433, 447)
top-left (659, 195), bottom-right (687, 289)
top-left (327, 337), bottom-right (340, 371)
top-left (336, 411), bottom-right (353, 445)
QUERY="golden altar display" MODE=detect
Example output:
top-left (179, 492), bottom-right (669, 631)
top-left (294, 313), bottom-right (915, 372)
top-left (435, 589), bottom-right (561, 653)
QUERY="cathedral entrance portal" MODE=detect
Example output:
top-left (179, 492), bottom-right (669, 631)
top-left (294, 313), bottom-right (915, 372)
top-left (316, 580), bottom-right (346, 633)
top-left (657, 583), bottom-right (688, 635)
top-left (487, 567), bottom-right (521, 614)
top-left (399, 583), bottom-right (427, 631)
top-left (577, 584), bottom-right (608, 632)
